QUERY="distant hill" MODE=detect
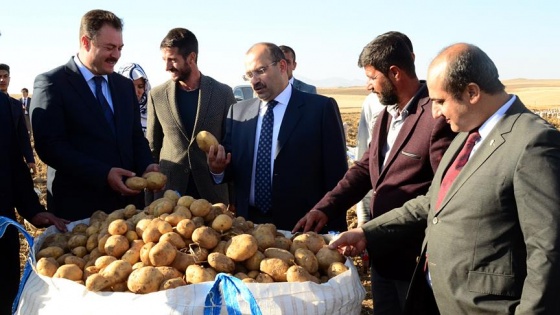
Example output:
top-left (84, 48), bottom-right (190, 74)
top-left (298, 76), bottom-right (365, 88)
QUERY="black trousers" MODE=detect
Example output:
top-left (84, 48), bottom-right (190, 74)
top-left (0, 227), bottom-right (21, 315)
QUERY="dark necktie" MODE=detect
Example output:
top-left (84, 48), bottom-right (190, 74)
top-left (254, 100), bottom-right (278, 213)
top-left (435, 129), bottom-right (481, 211)
top-left (93, 76), bottom-right (115, 134)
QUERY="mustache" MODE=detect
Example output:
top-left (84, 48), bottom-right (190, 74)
top-left (106, 58), bottom-right (118, 63)
top-left (253, 82), bottom-right (265, 90)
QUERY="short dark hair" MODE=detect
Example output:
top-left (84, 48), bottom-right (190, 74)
top-left (21, 88), bottom-right (28, 93)
top-left (279, 45), bottom-right (296, 61)
top-left (160, 28), bottom-right (199, 62)
top-left (358, 32), bottom-right (416, 77)
top-left (0, 63), bottom-right (10, 74)
top-left (442, 44), bottom-right (505, 100)
top-left (382, 31), bottom-right (413, 53)
top-left (79, 9), bottom-right (123, 41)
top-left (248, 43), bottom-right (285, 63)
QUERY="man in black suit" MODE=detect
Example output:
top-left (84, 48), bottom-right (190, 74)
top-left (20, 88), bottom-right (32, 134)
top-left (31, 9), bottom-right (158, 221)
top-left (0, 91), bottom-right (68, 315)
top-left (208, 42), bottom-right (348, 232)
top-left (0, 64), bottom-right (36, 175)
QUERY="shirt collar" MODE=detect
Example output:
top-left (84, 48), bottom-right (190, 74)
top-left (478, 95), bottom-right (516, 139)
top-left (260, 83), bottom-right (292, 109)
top-left (288, 77), bottom-right (295, 85)
top-left (73, 54), bottom-right (108, 82)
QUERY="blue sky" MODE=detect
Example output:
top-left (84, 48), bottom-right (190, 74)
top-left (1, 0), bottom-right (559, 94)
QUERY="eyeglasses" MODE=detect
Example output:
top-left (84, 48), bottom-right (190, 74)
top-left (242, 61), bottom-right (278, 81)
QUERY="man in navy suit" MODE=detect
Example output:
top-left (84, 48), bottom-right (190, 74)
top-left (31, 9), bottom-right (158, 221)
top-left (208, 42), bottom-right (347, 232)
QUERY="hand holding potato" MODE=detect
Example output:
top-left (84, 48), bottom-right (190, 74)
top-left (108, 167), bottom-right (140, 196)
top-left (207, 144), bottom-right (231, 174)
top-left (292, 209), bottom-right (329, 234)
top-left (196, 131), bottom-right (219, 153)
top-left (327, 228), bottom-right (367, 257)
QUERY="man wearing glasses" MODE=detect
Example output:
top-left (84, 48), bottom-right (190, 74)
top-left (208, 42), bottom-right (348, 232)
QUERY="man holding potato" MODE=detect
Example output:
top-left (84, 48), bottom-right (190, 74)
top-left (31, 10), bottom-right (158, 221)
top-left (207, 42), bottom-right (348, 232)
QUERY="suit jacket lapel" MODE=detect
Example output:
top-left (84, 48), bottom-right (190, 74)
top-left (242, 99), bottom-right (261, 161)
top-left (193, 75), bottom-right (212, 145)
top-left (435, 98), bottom-right (524, 212)
top-left (276, 89), bottom-right (303, 158)
top-left (64, 59), bottom-right (110, 132)
top-left (380, 95), bottom-right (429, 180)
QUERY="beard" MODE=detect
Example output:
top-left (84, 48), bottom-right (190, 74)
top-left (171, 63), bottom-right (192, 83)
top-left (377, 79), bottom-right (399, 105)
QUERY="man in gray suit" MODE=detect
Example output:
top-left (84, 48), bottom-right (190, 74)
top-left (279, 45), bottom-right (317, 94)
top-left (330, 43), bottom-right (560, 314)
top-left (147, 28), bottom-right (235, 203)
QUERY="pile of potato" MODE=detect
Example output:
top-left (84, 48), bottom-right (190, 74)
top-left (34, 190), bottom-right (349, 294)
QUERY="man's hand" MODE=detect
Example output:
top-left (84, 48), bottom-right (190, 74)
top-left (107, 167), bottom-right (140, 196)
top-left (30, 212), bottom-right (70, 232)
top-left (328, 228), bottom-right (367, 257)
top-left (292, 209), bottom-right (328, 234)
top-left (28, 162), bottom-right (37, 175)
top-left (208, 145), bottom-right (230, 174)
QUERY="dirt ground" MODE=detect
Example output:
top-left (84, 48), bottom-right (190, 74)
top-left (17, 110), bottom-right (374, 314)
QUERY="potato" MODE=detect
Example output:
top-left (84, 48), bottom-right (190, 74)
top-left (164, 212), bottom-right (188, 227)
top-left (127, 266), bottom-right (164, 294)
top-left (294, 248), bottom-right (319, 274)
top-left (71, 246), bottom-right (88, 258)
top-left (264, 248), bottom-right (295, 265)
top-left (160, 277), bottom-right (187, 290)
top-left (185, 265), bottom-right (217, 284)
top-left (90, 210), bottom-right (108, 224)
top-left (211, 214), bottom-right (233, 232)
top-left (189, 245), bottom-right (210, 262)
top-left (106, 209), bottom-right (125, 223)
top-left (286, 265), bottom-right (320, 283)
top-left (212, 240), bottom-right (228, 255)
top-left (86, 233), bottom-right (99, 252)
top-left (104, 235), bottom-right (130, 258)
top-left (121, 239), bottom-right (145, 265)
top-left (101, 260), bottom-right (133, 285)
top-left (293, 232), bottom-right (326, 254)
top-left (111, 281), bottom-right (129, 292)
top-left (143, 172), bottom-right (167, 191)
top-left (156, 266), bottom-right (182, 281)
top-left (226, 234), bottom-right (258, 262)
top-left (159, 232), bottom-right (186, 249)
top-left (316, 247), bottom-right (345, 272)
top-left (123, 204), bottom-right (137, 219)
top-left (108, 219), bottom-right (128, 236)
top-left (207, 252), bottom-right (235, 273)
top-left (64, 256), bottom-right (86, 270)
top-left (203, 206), bottom-right (221, 223)
top-left (95, 255), bottom-right (117, 270)
top-left (327, 261), bottom-right (349, 278)
top-left (170, 251), bottom-right (196, 272)
top-left (234, 272), bottom-right (249, 280)
top-left (85, 273), bottom-right (111, 292)
top-left (255, 272), bottom-right (274, 283)
top-left (56, 253), bottom-right (72, 266)
top-left (175, 219), bottom-right (196, 239)
top-left (53, 264), bottom-right (83, 281)
top-left (163, 190), bottom-right (180, 204)
top-left (135, 218), bottom-right (152, 237)
top-left (191, 216), bottom-right (205, 228)
top-left (177, 195), bottom-right (195, 208)
top-left (274, 236), bottom-right (292, 251)
top-left (260, 258), bottom-right (289, 282)
top-left (36, 257), bottom-right (59, 277)
top-left (71, 223), bottom-right (89, 235)
top-left (195, 130), bottom-right (219, 153)
top-left (140, 242), bottom-right (156, 266)
top-left (149, 241), bottom-right (177, 267)
top-left (243, 251), bottom-right (265, 271)
top-left (37, 246), bottom-right (65, 260)
top-left (189, 199), bottom-right (212, 217)
top-left (252, 228), bottom-right (275, 251)
top-left (152, 198), bottom-right (174, 216)
top-left (125, 176), bottom-right (148, 190)
top-left (191, 226), bottom-right (220, 249)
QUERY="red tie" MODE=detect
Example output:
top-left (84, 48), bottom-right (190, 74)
top-left (435, 130), bottom-right (481, 211)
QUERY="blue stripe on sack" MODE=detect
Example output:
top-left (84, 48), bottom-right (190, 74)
top-left (0, 216), bottom-right (35, 315)
top-left (204, 273), bottom-right (262, 315)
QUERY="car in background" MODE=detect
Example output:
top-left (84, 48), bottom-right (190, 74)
top-left (233, 85), bottom-right (254, 102)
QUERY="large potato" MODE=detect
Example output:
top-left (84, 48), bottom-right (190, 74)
top-left (176, 219), bottom-right (196, 239)
top-left (243, 251), bottom-right (265, 271)
top-left (121, 239), bottom-right (145, 265)
top-left (53, 264), bottom-right (83, 281)
top-left (316, 247), bottom-right (345, 272)
top-left (293, 232), bottom-right (326, 254)
top-left (189, 199), bottom-right (212, 217)
top-left (127, 266), bottom-right (164, 294)
top-left (160, 277), bottom-right (186, 290)
top-left (100, 260), bottom-right (133, 285)
top-left (148, 241), bottom-right (177, 267)
top-left (191, 226), bottom-right (220, 249)
top-left (107, 219), bottom-right (128, 236)
top-left (185, 265), bottom-right (217, 284)
top-left (207, 252), bottom-right (235, 273)
top-left (226, 234), bottom-right (258, 262)
top-left (211, 214), bottom-right (233, 232)
top-left (286, 265), bottom-right (320, 284)
top-left (264, 248), bottom-right (295, 265)
top-left (85, 273), bottom-right (111, 292)
top-left (143, 172), bottom-right (167, 191)
top-left (260, 258), bottom-right (289, 282)
top-left (294, 248), bottom-right (319, 274)
top-left (195, 130), bottom-right (219, 153)
top-left (327, 261), bottom-right (349, 278)
top-left (36, 257), bottom-right (59, 277)
top-left (170, 251), bottom-right (196, 272)
top-left (104, 235), bottom-right (130, 258)
top-left (125, 176), bottom-right (148, 190)
top-left (37, 246), bottom-right (65, 260)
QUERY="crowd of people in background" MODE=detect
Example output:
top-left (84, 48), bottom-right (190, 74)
top-left (2, 7), bottom-right (560, 315)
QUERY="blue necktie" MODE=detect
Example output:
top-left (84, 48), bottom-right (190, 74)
top-left (93, 76), bottom-right (115, 134)
top-left (254, 100), bottom-right (278, 213)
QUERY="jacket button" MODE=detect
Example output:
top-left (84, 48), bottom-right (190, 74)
top-left (432, 217), bottom-right (439, 224)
